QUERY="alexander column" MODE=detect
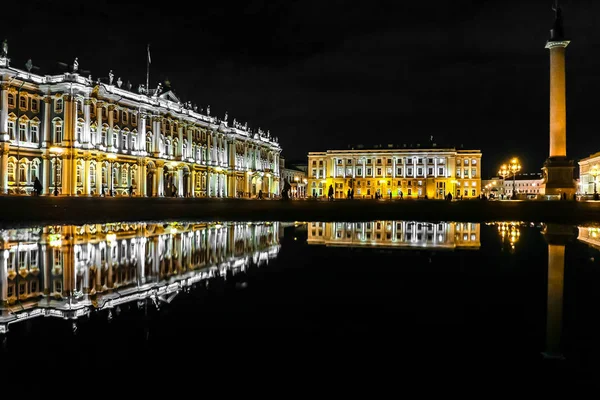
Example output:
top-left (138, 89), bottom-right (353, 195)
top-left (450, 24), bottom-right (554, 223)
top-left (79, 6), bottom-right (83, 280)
top-left (542, 1), bottom-right (576, 199)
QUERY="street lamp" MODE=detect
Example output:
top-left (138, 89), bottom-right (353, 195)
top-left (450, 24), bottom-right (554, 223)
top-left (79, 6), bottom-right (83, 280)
top-left (106, 153), bottom-right (117, 197)
top-left (590, 164), bottom-right (599, 200)
top-left (498, 164), bottom-right (509, 198)
top-left (49, 147), bottom-right (63, 196)
top-left (508, 158), bottom-right (521, 200)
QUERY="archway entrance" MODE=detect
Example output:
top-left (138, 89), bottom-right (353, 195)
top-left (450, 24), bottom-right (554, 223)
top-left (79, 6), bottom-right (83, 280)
top-left (182, 167), bottom-right (190, 197)
top-left (251, 175), bottom-right (263, 197)
top-left (146, 172), bottom-right (154, 197)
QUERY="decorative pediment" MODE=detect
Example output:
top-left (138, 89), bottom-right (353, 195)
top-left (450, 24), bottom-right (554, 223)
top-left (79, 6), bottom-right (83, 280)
top-left (159, 90), bottom-right (181, 103)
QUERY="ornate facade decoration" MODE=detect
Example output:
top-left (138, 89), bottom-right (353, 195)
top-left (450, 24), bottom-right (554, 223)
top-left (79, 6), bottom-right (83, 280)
top-left (0, 57), bottom-right (281, 198)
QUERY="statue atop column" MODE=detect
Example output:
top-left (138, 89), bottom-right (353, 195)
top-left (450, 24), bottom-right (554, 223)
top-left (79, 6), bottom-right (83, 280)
top-left (1, 39), bottom-right (8, 57)
top-left (73, 57), bottom-right (79, 73)
top-left (117, 77), bottom-right (123, 88)
top-left (550, 0), bottom-right (565, 40)
top-left (109, 70), bottom-right (114, 85)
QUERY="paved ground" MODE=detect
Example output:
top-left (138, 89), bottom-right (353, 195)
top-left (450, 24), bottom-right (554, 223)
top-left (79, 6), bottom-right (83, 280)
top-left (1, 196), bottom-right (600, 227)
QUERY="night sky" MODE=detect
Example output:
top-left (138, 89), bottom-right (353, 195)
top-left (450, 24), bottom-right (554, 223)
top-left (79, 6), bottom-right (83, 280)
top-left (3, 0), bottom-right (600, 177)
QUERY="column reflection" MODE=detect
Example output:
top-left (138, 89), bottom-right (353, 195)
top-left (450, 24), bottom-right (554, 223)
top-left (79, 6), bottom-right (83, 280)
top-left (0, 221), bottom-right (280, 333)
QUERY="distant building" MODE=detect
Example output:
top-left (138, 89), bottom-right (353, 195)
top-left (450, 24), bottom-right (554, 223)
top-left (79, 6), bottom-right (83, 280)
top-left (280, 156), bottom-right (307, 198)
top-left (578, 152), bottom-right (600, 195)
top-left (307, 146), bottom-right (482, 199)
top-left (500, 173), bottom-right (544, 199)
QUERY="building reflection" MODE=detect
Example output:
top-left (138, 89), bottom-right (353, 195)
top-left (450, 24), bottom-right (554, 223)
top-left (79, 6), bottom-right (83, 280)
top-left (576, 226), bottom-right (600, 250)
top-left (0, 221), bottom-right (280, 333)
top-left (307, 221), bottom-right (480, 250)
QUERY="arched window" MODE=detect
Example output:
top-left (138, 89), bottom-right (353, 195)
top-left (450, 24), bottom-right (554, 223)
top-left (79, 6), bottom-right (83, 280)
top-left (122, 132), bottom-right (128, 150)
top-left (121, 165), bottom-right (128, 185)
top-left (76, 122), bottom-right (83, 142)
top-left (112, 129), bottom-right (119, 148)
top-left (30, 160), bottom-right (40, 183)
top-left (76, 161), bottom-right (84, 185)
top-left (90, 126), bottom-right (97, 145)
top-left (53, 120), bottom-right (63, 144)
top-left (146, 135), bottom-right (153, 153)
top-left (113, 166), bottom-right (118, 186)
top-left (7, 121), bottom-right (15, 140)
top-left (101, 127), bottom-right (107, 146)
top-left (30, 124), bottom-right (39, 143)
top-left (101, 165), bottom-right (107, 185)
top-left (7, 162), bottom-right (15, 182)
top-left (7, 93), bottom-right (15, 107)
top-left (19, 162), bottom-right (27, 184)
top-left (90, 163), bottom-right (96, 185)
top-left (19, 122), bottom-right (27, 142)
top-left (55, 98), bottom-right (63, 113)
top-left (130, 168), bottom-right (137, 186)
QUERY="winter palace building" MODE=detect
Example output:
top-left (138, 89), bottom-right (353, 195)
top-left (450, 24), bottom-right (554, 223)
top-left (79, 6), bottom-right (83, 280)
top-left (0, 50), bottom-right (281, 197)
top-left (307, 145), bottom-right (482, 199)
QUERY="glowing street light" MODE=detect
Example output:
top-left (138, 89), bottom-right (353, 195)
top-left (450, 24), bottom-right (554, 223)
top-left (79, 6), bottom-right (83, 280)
top-left (49, 147), bottom-right (64, 196)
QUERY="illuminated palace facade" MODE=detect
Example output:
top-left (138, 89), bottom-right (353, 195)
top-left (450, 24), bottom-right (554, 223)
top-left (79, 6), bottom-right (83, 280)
top-left (308, 221), bottom-right (480, 250)
top-left (307, 147), bottom-right (482, 199)
top-left (0, 221), bottom-right (280, 332)
top-left (0, 56), bottom-right (281, 197)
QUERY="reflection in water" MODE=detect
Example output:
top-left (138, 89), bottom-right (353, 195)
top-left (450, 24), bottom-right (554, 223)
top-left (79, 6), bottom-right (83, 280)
top-left (496, 221), bottom-right (521, 251)
top-left (0, 221), bottom-right (280, 333)
top-left (307, 221), bottom-right (480, 250)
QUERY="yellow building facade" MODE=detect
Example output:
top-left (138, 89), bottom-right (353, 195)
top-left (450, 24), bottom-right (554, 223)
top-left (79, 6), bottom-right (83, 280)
top-left (307, 147), bottom-right (482, 199)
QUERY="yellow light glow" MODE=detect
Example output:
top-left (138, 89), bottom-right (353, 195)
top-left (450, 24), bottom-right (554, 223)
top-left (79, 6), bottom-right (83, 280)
top-left (106, 153), bottom-right (117, 160)
top-left (49, 146), bottom-right (63, 154)
top-left (106, 233), bottom-right (116, 242)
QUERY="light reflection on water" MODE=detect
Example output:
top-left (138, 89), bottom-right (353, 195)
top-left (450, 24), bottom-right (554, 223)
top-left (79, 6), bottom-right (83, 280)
top-left (0, 221), bottom-right (281, 333)
top-left (0, 219), bottom-right (599, 377)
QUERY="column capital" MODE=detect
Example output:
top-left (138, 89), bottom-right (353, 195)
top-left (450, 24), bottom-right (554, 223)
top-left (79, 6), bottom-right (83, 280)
top-left (43, 96), bottom-right (52, 104)
top-left (107, 104), bottom-right (116, 111)
top-left (84, 98), bottom-right (93, 106)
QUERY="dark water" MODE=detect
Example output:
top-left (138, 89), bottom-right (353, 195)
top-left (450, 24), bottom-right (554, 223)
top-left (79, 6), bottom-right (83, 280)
top-left (1, 220), bottom-right (599, 382)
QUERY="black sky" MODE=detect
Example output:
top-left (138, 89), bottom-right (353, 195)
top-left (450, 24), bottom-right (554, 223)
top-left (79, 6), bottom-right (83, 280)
top-left (4, 0), bottom-right (600, 176)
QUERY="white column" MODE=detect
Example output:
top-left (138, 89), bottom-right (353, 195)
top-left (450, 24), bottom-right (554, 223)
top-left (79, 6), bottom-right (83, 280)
top-left (177, 124), bottom-right (184, 158)
top-left (0, 249), bottom-right (7, 303)
top-left (138, 113), bottom-right (146, 153)
top-left (96, 102), bottom-right (103, 147)
top-left (84, 157), bottom-right (91, 195)
top-left (107, 105), bottom-right (115, 152)
top-left (83, 99), bottom-right (91, 148)
top-left (178, 168), bottom-right (183, 197)
top-left (43, 97), bottom-right (52, 147)
top-left (0, 84), bottom-right (8, 138)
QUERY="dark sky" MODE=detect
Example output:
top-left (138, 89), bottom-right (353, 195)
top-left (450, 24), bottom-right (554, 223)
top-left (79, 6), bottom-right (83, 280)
top-left (4, 0), bottom-right (600, 176)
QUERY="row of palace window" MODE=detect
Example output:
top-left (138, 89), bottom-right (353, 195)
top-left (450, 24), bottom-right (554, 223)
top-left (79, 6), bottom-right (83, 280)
top-left (311, 166), bottom-right (478, 179)
top-left (7, 93), bottom-right (252, 146)
top-left (334, 166), bottom-right (448, 177)
top-left (7, 94), bottom-right (142, 126)
top-left (313, 158), bottom-right (478, 167)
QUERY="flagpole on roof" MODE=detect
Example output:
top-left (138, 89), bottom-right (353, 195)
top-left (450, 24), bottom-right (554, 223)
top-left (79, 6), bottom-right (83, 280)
top-left (146, 43), bottom-right (151, 96)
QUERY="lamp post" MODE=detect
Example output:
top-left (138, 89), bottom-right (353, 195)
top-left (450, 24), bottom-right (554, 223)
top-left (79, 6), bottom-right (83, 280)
top-left (498, 165), bottom-right (509, 198)
top-left (303, 178), bottom-right (308, 198)
top-left (508, 158), bottom-right (521, 199)
top-left (106, 153), bottom-right (117, 197)
top-left (450, 179), bottom-right (458, 199)
top-left (49, 146), bottom-right (63, 196)
top-left (590, 164), bottom-right (599, 200)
